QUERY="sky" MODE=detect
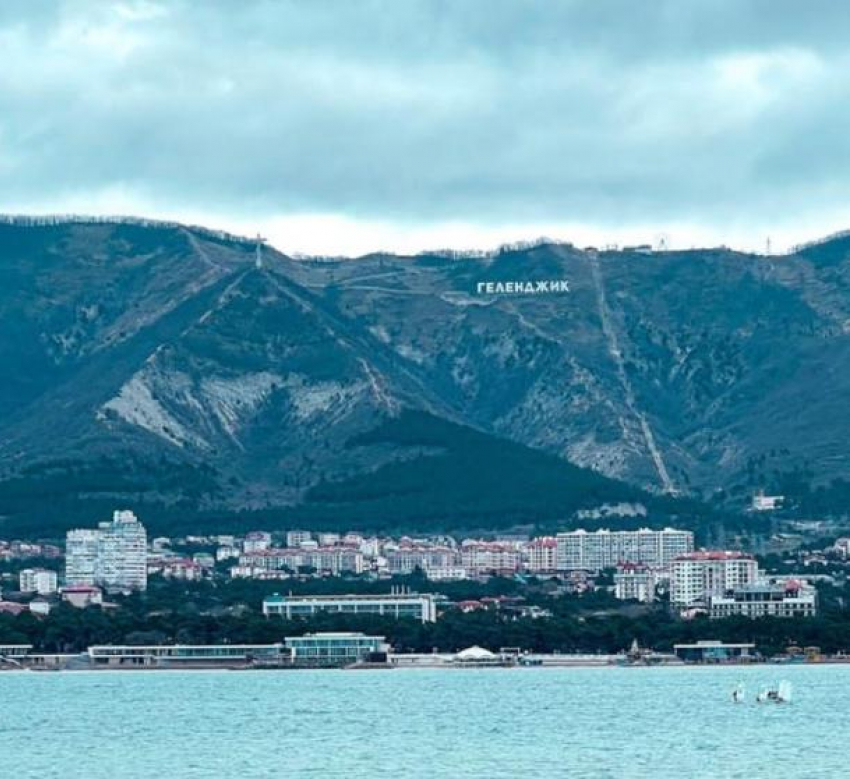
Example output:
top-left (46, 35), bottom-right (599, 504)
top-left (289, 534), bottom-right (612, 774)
top-left (1, 0), bottom-right (850, 256)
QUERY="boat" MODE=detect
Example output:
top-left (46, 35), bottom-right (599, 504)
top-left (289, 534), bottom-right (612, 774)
top-left (756, 681), bottom-right (792, 703)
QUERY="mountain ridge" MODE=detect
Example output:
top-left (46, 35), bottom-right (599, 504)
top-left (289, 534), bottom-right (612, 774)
top-left (1, 216), bottom-right (849, 533)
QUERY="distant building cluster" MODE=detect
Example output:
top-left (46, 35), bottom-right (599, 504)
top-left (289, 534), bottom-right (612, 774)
top-left (669, 551), bottom-right (817, 618)
top-left (221, 527), bottom-right (694, 582)
top-left (0, 510), bottom-right (831, 625)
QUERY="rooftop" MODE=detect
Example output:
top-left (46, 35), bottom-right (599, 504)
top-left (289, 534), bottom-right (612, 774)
top-left (675, 551), bottom-right (754, 561)
top-left (264, 592), bottom-right (436, 603)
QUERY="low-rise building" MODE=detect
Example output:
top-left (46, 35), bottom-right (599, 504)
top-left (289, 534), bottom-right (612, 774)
top-left (29, 598), bottom-right (51, 616)
top-left (243, 531), bottom-right (272, 554)
top-left (216, 545), bottom-right (241, 562)
top-left (614, 563), bottom-right (656, 602)
top-left (673, 641), bottom-right (756, 663)
top-left (159, 558), bottom-right (206, 581)
top-left (87, 643), bottom-right (289, 668)
top-left (709, 581), bottom-right (818, 619)
top-left (285, 530), bottom-right (312, 548)
top-left (284, 632), bottom-right (389, 666)
top-left (423, 566), bottom-right (468, 581)
top-left (263, 591), bottom-right (439, 622)
top-left (61, 585), bottom-right (103, 609)
top-left (19, 568), bottom-right (58, 595)
top-left (317, 532), bottom-right (341, 547)
top-left (751, 492), bottom-right (784, 511)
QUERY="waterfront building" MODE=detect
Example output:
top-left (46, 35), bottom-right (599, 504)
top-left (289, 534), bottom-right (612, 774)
top-left (284, 632), bottom-right (389, 666)
top-left (673, 641), bottom-right (755, 663)
top-left (65, 510), bottom-right (148, 591)
top-left (670, 551), bottom-right (759, 607)
top-left (87, 643), bottom-right (289, 668)
top-left (555, 528), bottom-right (693, 571)
top-left (525, 537), bottom-right (558, 574)
top-left (286, 530), bottom-right (312, 548)
top-left (263, 591), bottom-right (439, 622)
top-left (0, 645), bottom-right (33, 661)
top-left (19, 568), bottom-right (58, 595)
top-left (709, 581), bottom-right (818, 619)
top-left (614, 563), bottom-right (656, 602)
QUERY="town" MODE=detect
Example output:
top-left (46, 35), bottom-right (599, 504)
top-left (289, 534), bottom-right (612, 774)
top-left (2, 505), bottom-right (850, 670)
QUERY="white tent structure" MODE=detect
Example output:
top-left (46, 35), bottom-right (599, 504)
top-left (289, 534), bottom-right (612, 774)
top-left (453, 645), bottom-right (499, 664)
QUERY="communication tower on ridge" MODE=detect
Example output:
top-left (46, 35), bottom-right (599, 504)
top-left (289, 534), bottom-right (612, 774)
top-left (255, 233), bottom-right (267, 269)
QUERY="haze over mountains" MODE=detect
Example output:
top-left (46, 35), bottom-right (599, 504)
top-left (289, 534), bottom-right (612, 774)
top-left (1, 217), bottom-right (848, 534)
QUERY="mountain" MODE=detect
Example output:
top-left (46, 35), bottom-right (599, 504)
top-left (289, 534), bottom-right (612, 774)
top-left (1, 216), bottom-right (849, 534)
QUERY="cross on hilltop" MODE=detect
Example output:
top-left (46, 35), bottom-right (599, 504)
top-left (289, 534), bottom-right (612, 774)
top-left (255, 233), bottom-right (267, 269)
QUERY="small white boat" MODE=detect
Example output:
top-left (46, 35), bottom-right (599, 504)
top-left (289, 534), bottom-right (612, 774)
top-left (756, 681), bottom-right (792, 704)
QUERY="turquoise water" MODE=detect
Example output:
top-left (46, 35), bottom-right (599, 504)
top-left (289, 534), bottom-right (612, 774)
top-left (0, 665), bottom-right (845, 778)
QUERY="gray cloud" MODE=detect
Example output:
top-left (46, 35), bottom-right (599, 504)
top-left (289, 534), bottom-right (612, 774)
top-left (2, 0), bottom-right (850, 247)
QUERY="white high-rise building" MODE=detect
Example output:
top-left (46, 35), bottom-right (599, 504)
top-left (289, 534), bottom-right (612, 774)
top-left (65, 529), bottom-right (101, 586)
top-left (65, 510), bottom-right (148, 592)
top-left (555, 528), bottom-right (693, 571)
top-left (670, 551), bottom-right (759, 607)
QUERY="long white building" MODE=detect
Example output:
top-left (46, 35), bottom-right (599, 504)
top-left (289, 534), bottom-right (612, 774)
top-left (66, 510), bottom-right (148, 591)
top-left (263, 592), bottom-right (439, 623)
top-left (555, 528), bottom-right (694, 571)
top-left (670, 551), bottom-right (759, 607)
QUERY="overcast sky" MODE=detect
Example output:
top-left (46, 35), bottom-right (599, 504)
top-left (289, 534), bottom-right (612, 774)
top-left (2, 0), bottom-right (849, 256)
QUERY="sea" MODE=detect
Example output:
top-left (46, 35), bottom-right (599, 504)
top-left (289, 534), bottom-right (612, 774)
top-left (0, 664), bottom-right (844, 778)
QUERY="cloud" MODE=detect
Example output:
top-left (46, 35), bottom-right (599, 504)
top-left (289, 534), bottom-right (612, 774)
top-left (1, 0), bottom-right (850, 254)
